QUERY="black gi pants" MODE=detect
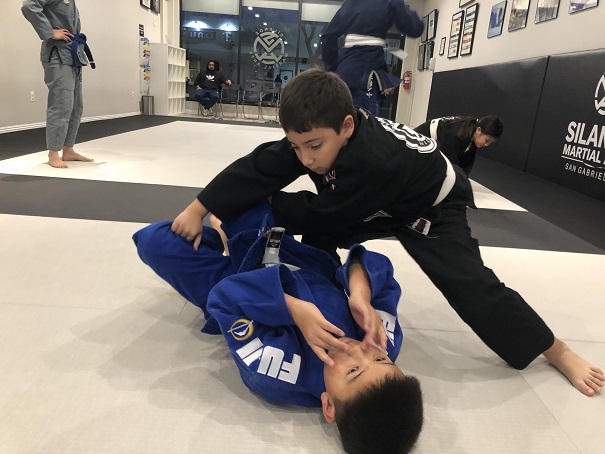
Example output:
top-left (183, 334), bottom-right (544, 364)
top-left (304, 201), bottom-right (555, 370)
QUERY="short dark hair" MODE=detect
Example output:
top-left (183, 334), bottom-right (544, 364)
top-left (334, 375), bottom-right (424, 454)
top-left (279, 68), bottom-right (357, 134)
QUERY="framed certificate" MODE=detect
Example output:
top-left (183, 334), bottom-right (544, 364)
top-left (460, 3), bottom-right (479, 56)
top-left (448, 11), bottom-right (464, 58)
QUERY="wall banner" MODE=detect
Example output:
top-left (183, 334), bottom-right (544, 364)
top-left (528, 50), bottom-right (605, 201)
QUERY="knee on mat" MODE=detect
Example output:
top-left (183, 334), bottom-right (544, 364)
top-left (132, 222), bottom-right (176, 267)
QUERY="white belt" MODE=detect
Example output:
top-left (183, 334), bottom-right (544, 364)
top-left (429, 118), bottom-right (440, 140)
top-left (344, 34), bottom-right (386, 48)
top-left (433, 152), bottom-right (456, 206)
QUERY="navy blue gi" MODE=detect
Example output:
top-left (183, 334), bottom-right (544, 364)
top-left (321, 0), bottom-right (424, 115)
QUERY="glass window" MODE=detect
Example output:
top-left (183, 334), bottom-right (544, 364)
top-left (179, 0), bottom-right (408, 121)
top-left (299, 2), bottom-right (342, 74)
top-left (239, 1), bottom-right (300, 89)
top-left (181, 8), bottom-right (239, 99)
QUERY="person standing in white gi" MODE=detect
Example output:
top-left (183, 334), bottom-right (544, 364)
top-left (22, 0), bottom-right (95, 168)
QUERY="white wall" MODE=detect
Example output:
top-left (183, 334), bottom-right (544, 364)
top-left (398, 0), bottom-right (605, 127)
top-left (4, 1), bottom-right (603, 131)
top-left (0, 0), bottom-right (178, 130)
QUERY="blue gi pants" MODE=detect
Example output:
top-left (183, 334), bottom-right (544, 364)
top-left (350, 75), bottom-right (381, 117)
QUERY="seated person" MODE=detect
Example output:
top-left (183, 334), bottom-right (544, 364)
top-left (194, 60), bottom-right (232, 115)
top-left (133, 202), bottom-right (423, 453)
top-left (414, 116), bottom-right (503, 176)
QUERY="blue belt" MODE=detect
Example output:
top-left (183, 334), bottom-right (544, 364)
top-left (70, 33), bottom-right (96, 69)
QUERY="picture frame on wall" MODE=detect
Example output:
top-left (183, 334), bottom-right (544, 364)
top-left (418, 43), bottom-right (426, 71)
top-left (508, 0), bottom-right (531, 31)
top-left (535, 0), bottom-right (560, 22)
top-left (152, 0), bottom-right (160, 14)
top-left (459, 0), bottom-right (475, 6)
top-left (427, 9), bottom-right (439, 41)
top-left (424, 41), bottom-right (434, 70)
top-left (488, 0), bottom-right (508, 37)
top-left (421, 16), bottom-right (429, 42)
top-left (140, 0), bottom-right (151, 9)
top-left (448, 10), bottom-right (464, 58)
top-left (569, 0), bottom-right (599, 13)
top-left (460, 3), bottom-right (479, 55)
top-left (439, 36), bottom-right (447, 56)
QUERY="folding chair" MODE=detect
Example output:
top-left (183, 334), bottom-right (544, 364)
top-left (261, 86), bottom-right (281, 122)
top-left (217, 83), bottom-right (241, 118)
top-left (241, 83), bottom-right (263, 119)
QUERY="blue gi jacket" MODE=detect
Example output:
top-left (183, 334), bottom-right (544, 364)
top-left (133, 203), bottom-right (404, 408)
top-left (207, 204), bottom-right (404, 407)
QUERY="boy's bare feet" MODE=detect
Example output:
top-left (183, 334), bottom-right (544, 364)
top-left (543, 338), bottom-right (604, 396)
top-left (61, 146), bottom-right (93, 163)
top-left (48, 151), bottom-right (68, 168)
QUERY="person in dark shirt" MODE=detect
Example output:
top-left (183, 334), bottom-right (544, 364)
top-left (193, 60), bottom-right (232, 115)
top-left (415, 116), bottom-right (503, 175)
top-left (170, 68), bottom-right (603, 398)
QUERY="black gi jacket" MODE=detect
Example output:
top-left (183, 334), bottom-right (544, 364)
top-left (415, 119), bottom-right (477, 175)
top-left (198, 110), bottom-right (473, 237)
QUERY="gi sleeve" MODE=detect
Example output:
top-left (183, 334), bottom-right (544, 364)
top-left (391, 0), bottom-right (424, 38)
top-left (22, 0), bottom-right (55, 40)
top-left (437, 122), bottom-right (468, 168)
top-left (458, 148), bottom-right (476, 176)
top-left (197, 139), bottom-right (306, 221)
top-left (336, 244), bottom-right (401, 311)
top-left (336, 244), bottom-right (403, 356)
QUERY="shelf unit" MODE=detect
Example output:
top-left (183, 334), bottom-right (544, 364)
top-left (149, 43), bottom-right (186, 115)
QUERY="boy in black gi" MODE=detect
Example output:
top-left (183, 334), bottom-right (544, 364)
top-left (171, 68), bottom-right (603, 397)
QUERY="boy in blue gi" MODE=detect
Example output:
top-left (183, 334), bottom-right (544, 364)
top-left (22, 0), bottom-right (95, 168)
top-left (134, 203), bottom-right (424, 453)
top-left (321, 0), bottom-right (424, 116)
top-left (170, 68), bottom-right (603, 397)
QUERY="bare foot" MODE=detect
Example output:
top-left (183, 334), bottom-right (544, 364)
top-left (48, 151), bottom-right (68, 168)
top-left (543, 339), bottom-right (604, 396)
top-left (61, 147), bottom-right (94, 162)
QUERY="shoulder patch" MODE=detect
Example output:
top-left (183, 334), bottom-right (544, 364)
top-left (376, 117), bottom-right (437, 153)
top-left (228, 319), bottom-right (254, 341)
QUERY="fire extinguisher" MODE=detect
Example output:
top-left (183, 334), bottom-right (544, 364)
top-left (403, 71), bottom-right (412, 90)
